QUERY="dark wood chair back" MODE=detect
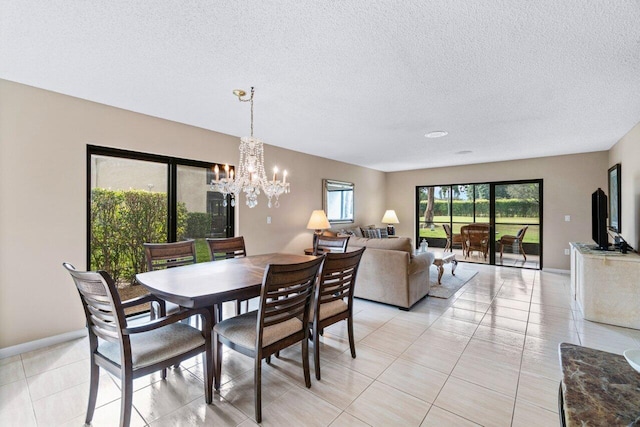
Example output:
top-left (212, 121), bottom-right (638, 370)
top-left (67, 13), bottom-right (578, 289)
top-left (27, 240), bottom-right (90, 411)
top-left (206, 236), bottom-right (249, 318)
top-left (310, 247), bottom-right (365, 379)
top-left (258, 258), bottom-right (322, 345)
top-left (144, 240), bottom-right (196, 271)
top-left (206, 236), bottom-right (247, 261)
top-left (64, 262), bottom-right (127, 345)
top-left (316, 235), bottom-right (350, 254)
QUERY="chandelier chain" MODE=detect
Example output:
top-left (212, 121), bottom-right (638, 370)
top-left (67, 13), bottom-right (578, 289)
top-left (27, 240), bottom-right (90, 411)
top-left (236, 87), bottom-right (254, 137)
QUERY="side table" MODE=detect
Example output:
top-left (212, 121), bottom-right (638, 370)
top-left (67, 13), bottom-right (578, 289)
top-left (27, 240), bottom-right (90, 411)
top-left (304, 247), bottom-right (330, 256)
top-left (431, 252), bottom-right (457, 285)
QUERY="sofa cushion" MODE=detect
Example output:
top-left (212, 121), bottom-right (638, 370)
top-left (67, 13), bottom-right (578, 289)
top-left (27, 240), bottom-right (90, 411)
top-left (348, 236), bottom-right (413, 256)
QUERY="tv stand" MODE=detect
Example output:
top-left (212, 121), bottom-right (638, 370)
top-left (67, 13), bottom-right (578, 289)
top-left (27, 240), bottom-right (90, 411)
top-left (590, 245), bottom-right (613, 251)
top-left (570, 243), bottom-right (640, 329)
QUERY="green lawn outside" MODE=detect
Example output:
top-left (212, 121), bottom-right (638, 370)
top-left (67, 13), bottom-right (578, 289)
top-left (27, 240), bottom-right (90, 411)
top-left (419, 216), bottom-right (539, 243)
top-left (194, 238), bottom-right (210, 262)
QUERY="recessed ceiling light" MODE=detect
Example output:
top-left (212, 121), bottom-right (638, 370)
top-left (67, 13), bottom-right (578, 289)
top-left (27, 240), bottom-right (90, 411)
top-left (456, 150), bottom-right (473, 155)
top-left (425, 131), bottom-right (448, 138)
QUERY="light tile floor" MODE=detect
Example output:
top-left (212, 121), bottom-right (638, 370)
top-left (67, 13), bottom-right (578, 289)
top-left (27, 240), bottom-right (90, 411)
top-left (437, 247), bottom-right (540, 269)
top-left (2, 264), bottom-right (639, 426)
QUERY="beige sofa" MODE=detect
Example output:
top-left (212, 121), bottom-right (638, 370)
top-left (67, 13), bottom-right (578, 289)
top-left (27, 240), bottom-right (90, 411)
top-left (347, 237), bottom-right (434, 310)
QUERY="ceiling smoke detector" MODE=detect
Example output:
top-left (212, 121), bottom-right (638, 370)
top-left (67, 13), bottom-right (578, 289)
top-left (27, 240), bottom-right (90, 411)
top-left (425, 131), bottom-right (448, 138)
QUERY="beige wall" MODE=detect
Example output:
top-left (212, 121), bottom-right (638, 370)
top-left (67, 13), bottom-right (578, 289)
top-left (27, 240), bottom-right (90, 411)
top-left (0, 80), bottom-right (385, 348)
top-left (0, 78), bottom-right (635, 349)
top-left (386, 152), bottom-right (609, 270)
top-left (609, 121), bottom-right (640, 250)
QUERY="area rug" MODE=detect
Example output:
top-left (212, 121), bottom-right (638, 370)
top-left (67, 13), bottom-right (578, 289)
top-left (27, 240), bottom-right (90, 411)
top-left (428, 265), bottom-right (478, 299)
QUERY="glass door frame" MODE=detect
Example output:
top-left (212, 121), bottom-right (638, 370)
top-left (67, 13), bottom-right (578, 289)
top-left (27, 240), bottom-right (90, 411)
top-left (415, 178), bottom-right (543, 269)
top-left (86, 145), bottom-right (235, 269)
top-left (490, 179), bottom-right (543, 268)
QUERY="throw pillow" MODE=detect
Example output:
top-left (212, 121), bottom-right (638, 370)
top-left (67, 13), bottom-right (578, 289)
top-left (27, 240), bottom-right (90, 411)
top-left (363, 228), bottom-right (381, 239)
top-left (340, 227), bottom-right (363, 237)
top-left (360, 224), bottom-right (376, 236)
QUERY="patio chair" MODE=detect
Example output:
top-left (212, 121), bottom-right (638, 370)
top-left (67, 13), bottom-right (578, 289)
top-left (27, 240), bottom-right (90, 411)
top-left (443, 224), bottom-right (463, 252)
top-left (461, 223), bottom-right (490, 260)
top-left (498, 226), bottom-right (529, 260)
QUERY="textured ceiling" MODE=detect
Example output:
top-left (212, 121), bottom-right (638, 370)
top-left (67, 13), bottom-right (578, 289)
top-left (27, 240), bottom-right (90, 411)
top-left (2, 1), bottom-right (639, 172)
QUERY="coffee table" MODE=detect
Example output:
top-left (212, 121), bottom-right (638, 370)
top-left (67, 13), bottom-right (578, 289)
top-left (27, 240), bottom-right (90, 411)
top-left (431, 252), bottom-right (458, 285)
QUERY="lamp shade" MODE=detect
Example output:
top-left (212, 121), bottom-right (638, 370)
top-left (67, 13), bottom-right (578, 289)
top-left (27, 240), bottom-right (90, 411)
top-left (306, 210), bottom-right (331, 230)
top-left (381, 210), bottom-right (399, 224)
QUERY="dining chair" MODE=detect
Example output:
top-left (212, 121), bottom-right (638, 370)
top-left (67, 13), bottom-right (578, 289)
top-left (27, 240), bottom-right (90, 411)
top-left (206, 236), bottom-right (247, 260)
top-left (213, 256), bottom-right (324, 423)
top-left (206, 236), bottom-right (248, 316)
top-left (315, 235), bottom-right (350, 255)
top-left (498, 226), bottom-right (529, 260)
top-left (63, 263), bottom-right (213, 427)
top-left (461, 224), bottom-right (490, 259)
top-left (442, 224), bottom-right (463, 252)
top-left (143, 240), bottom-right (197, 319)
top-left (309, 247), bottom-right (365, 380)
top-left (144, 240), bottom-right (197, 270)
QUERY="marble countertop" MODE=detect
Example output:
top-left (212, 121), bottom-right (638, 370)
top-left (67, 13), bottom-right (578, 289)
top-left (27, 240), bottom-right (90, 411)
top-left (560, 343), bottom-right (640, 426)
top-left (570, 242), bottom-right (640, 260)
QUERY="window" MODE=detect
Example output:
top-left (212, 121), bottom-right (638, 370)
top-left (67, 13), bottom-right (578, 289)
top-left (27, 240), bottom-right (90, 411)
top-left (88, 146), bottom-right (234, 311)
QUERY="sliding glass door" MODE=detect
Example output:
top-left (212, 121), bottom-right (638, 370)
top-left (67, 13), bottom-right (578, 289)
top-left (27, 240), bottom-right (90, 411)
top-left (417, 179), bottom-right (542, 269)
top-left (494, 182), bottom-right (541, 267)
top-left (88, 146), bottom-right (234, 313)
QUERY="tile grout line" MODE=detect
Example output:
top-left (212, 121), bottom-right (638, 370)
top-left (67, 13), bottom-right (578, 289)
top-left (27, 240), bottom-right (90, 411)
top-left (419, 274), bottom-right (505, 425)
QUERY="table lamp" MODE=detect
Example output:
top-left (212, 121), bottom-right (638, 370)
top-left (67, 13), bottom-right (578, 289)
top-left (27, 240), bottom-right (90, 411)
top-left (306, 210), bottom-right (331, 254)
top-left (381, 210), bottom-right (399, 236)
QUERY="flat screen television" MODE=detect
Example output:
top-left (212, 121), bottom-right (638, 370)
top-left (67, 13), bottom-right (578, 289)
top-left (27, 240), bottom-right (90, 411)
top-left (592, 188), bottom-right (609, 250)
top-left (608, 163), bottom-right (621, 233)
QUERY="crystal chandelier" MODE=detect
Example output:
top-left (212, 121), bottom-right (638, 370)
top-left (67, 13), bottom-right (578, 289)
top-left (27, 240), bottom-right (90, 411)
top-left (210, 87), bottom-right (290, 208)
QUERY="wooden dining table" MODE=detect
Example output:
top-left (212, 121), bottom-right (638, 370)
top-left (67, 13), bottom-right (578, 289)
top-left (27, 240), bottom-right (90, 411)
top-left (136, 252), bottom-right (317, 311)
top-left (136, 252), bottom-right (318, 388)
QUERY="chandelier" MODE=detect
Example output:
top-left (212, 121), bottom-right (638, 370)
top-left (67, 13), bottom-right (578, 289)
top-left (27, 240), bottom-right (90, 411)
top-left (210, 87), bottom-right (290, 208)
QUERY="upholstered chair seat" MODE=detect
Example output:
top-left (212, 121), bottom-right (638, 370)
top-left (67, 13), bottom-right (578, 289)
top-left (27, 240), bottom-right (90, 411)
top-left (308, 299), bottom-right (348, 321)
top-left (214, 310), bottom-right (304, 349)
top-left (99, 323), bottom-right (205, 369)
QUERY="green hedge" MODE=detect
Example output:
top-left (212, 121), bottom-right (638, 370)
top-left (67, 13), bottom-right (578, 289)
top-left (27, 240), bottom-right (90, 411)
top-left (185, 212), bottom-right (215, 238)
top-left (418, 199), bottom-right (539, 218)
top-left (90, 188), bottom-right (187, 284)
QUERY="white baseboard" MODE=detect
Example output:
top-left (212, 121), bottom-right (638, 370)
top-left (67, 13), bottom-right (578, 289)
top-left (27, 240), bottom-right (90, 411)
top-left (0, 329), bottom-right (87, 360)
top-left (542, 267), bottom-right (570, 275)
